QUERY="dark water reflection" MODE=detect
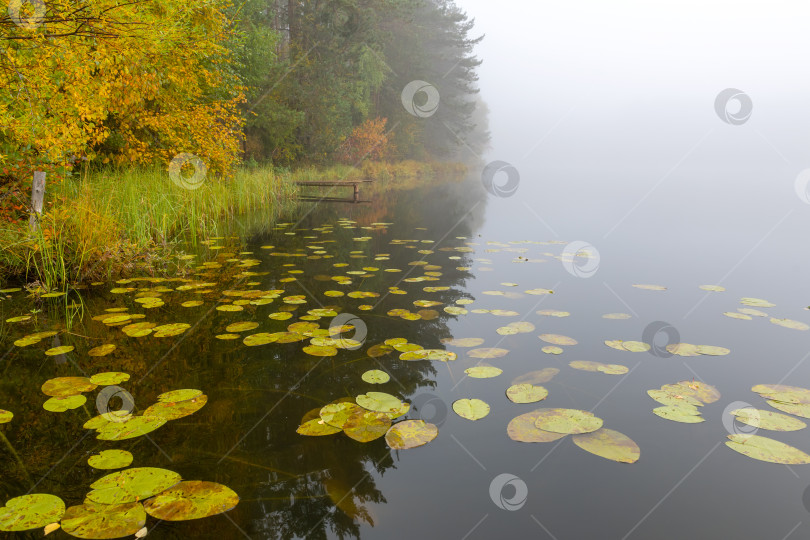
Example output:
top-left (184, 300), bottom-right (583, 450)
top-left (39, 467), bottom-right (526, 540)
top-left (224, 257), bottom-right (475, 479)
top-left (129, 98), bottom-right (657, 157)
top-left (1, 170), bottom-right (809, 539)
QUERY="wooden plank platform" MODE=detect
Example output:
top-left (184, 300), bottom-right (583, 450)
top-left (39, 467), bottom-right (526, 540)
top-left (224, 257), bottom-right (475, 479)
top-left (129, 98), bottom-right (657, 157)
top-left (295, 179), bottom-right (374, 203)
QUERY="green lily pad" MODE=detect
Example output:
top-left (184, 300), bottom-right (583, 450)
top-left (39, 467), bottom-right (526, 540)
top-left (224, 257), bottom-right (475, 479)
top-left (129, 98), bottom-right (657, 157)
top-left (730, 408), bottom-right (807, 431)
top-left (319, 403), bottom-right (363, 428)
top-left (225, 321), bottom-right (260, 333)
top-left (533, 408), bottom-right (603, 434)
top-left (343, 410), bottom-right (391, 442)
top-left (385, 420), bottom-right (438, 449)
top-left (89, 372), bottom-right (130, 386)
top-left (297, 419), bottom-right (342, 436)
top-left (88, 344), bottom-right (116, 357)
top-left (144, 395), bottom-right (207, 421)
top-left (674, 380), bottom-right (721, 404)
top-left (695, 345), bottom-right (730, 356)
top-left (41, 377), bottom-right (97, 397)
top-left (770, 318), bottom-right (809, 331)
top-left (539, 334), bottom-right (577, 346)
top-left (422, 349), bottom-right (457, 362)
top-left (0, 410), bottom-right (12, 424)
top-left (465, 366), bottom-right (503, 379)
top-left (142, 481), bottom-right (239, 521)
top-left (766, 400), bottom-right (810, 419)
top-left (361, 370), bottom-right (390, 384)
top-left (43, 394), bottom-right (86, 412)
top-left (541, 346), bottom-right (563, 355)
top-left (87, 467), bottom-right (182, 505)
top-left (61, 501), bottom-right (145, 539)
top-left (699, 285), bottom-right (725, 292)
top-left (647, 389), bottom-right (703, 408)
top-left (157, 389), bottom-right (202, 403)
top-left (752, 384), bottom-right (810, 404)
top-left (725, 434), bottom-right (810, 464)
top-left (45, 345), bottom-right (74, 356)
top-left (356, 392), bottom-right (403, 414)
top-left (303, 345), bottom-right (338, 357)
top-left (96, 416), bottom-right (167, 441)
top-left (724, 312), bottom-right (752, 320)
top-left (507, 410), bottom-right (567, 443)
top-left (0, 494), bottom-right (65, 531)
top-left (653, 405), bottom-right (704, 423)
top-left (506, 384), bottom-right (548, 404)
top-left (452, 398), bottom-right (490, 421)
top-left (152, 323), bottom-right (191, 337)
top-left (740, 297), bottom-right (775, 308)
top-left (88, 450), bottom-right (134, 470)
top-left (243, 333), bottom-right (279, 346)
top-left (621, 341), bottom-right (651, 353)
top-left (572, 428), bottom-right (640, 463)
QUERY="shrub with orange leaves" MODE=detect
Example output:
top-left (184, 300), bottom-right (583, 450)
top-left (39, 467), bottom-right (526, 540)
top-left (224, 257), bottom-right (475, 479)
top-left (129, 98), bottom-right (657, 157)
top-left (335, 118), bottom-right (393, 164)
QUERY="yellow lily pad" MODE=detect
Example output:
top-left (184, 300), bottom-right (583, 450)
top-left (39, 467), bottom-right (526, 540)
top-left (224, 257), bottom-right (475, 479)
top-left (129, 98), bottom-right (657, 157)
top-left (572, 428), bottom-right (640, 463)
top-left (533, 408), bottom-right (603, 434)
top-left (725, 434), bottom-right (810, 464)
top-left (539, 334), bottom-right (577, 346)
top-left (87, 467), bottom-right (182, 504)
top-left (385, 420), bottom-right (438, 449)
top-left (465, 366), bottom-right (503, 379)
top-left (88, 450), bottom-right (134, 470)
top-left (506, 384), bottom-right (548, 404)
top-left (88, 344), bottom-right (116, 357)
top-left (452, 398), bottom-right (490, 421)
top-left (143, 481), bottom-right (239, 521)
top-left (507, 410), bottom-right (567, 443)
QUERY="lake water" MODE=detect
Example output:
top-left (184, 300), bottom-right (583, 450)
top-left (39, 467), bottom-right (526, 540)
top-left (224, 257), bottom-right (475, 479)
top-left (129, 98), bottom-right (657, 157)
top-left (1, 138), bottom-right (810, 539)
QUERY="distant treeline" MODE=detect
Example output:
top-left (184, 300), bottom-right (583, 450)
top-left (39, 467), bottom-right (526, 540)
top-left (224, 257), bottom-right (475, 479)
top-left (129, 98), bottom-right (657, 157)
top-left (0, 0), bottom-right (489, 176)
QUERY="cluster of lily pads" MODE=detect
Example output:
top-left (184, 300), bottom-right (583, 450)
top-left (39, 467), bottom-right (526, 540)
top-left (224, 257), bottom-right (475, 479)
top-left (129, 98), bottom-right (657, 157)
top-left (721, 297), bottom-right (809, 330)
top-left (648, 380), bottom-right (721, 423)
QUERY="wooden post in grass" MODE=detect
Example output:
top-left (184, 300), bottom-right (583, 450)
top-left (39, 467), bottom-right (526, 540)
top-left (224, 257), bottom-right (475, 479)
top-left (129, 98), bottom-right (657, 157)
top-left (28, 171), bottom-right (46, 233)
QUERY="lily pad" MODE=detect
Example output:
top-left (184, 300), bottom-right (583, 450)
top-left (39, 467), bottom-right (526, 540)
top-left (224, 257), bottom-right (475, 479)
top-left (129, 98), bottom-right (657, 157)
top-left (243, 333), bottom-right (279, 346)
top-left (572, 428), bottom-right (640, 463)
top-left (539, 334), bottom-right (577, 346)
top-left (385, 420), bottom-right (438, 449)
top-left (88, 450), bottom-right (134, 470)
top-left (225, 322), bottom-right (260, 333)
top-left (41, 377), bottom-right (97, 397)
top-left (533, 408), bottom-right (603, 434)
top-left (96, 416), bottom-right (167, 441)
top-left (142, 481), bottom-right (239, 521)
top-left (144, 395), bottom-right (207, 421)
top-left (0, 494), bottom-right (65, 531)
top-left (157, 389), bottom-right (202, 403)
top-left (653, 405), bottom-right (704, 423)
top-left (730, 408), bottom-right (807, 431)
top-left (696, 345), bottom-right (730, 356)
top-left (43, 395), bottom-right (86, 412)
top-left (89, 372), bottom-right (130, 386)
top-left (752, 384), bottom-right (810, 404)
top-left (647, 389), bottom-right (703, 408)
top-left (602, 313), bottom-right (632, 319)
top-left (770, 318), bottom-right (809, 331)
top-left (465, 366), bottom-right (503, 379)
top-left (633, 284), bottom-right (667, 291)
top-left (675, 380), bottom-right (721, 404)
top-left (511, 368), bottom-right (559, 385)
top-left (319, 403), bottom-right (363, 428)
top-left (303, 345), bottom-right (338, 357)
top-left (621, 341), bottom-right (651, 353)
top-left (152, 323), bottom-right (191, 337)
top-left (766, 400), bottom-right (810, 419)
top-left (88, 344), bottom-right (116, 357)
top-left (45, 345), bottom-right (74, 356)
top-left (740, 297), bottom-right (775, 308)
top-left (725, 434), bottom-right (810, 464)
top-left (507, 409), bottom-right (567, 443)
top-left (343, 410), bottom-right (391, 442)
top-left (61, 501), bottom-right (146, 539)
top-left (297, 419), bottom-right (342, 436)
top-left (506, 384), bottom-right (548, 404)
top-left (87, 467), bottom-right (182, 505)
top-left (440, 337), bottom-right (485, 347)
top-left (361, 370), bottom-right (390, 384)
top-left (467, 348), bottom-right (509, 359)
top-left (0, 410), bottom-right (13, 424)
top-left (541, 346), bottom-right (563, 355)
top-left (356, 392), bottom-right (403, 414)
top-left (453, 398), bottom-right (490, 421)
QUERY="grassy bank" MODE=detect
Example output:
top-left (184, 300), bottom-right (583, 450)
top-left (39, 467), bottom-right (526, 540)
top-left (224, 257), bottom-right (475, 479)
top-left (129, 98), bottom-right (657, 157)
top-left (0, 160), bottom-right (466, 289)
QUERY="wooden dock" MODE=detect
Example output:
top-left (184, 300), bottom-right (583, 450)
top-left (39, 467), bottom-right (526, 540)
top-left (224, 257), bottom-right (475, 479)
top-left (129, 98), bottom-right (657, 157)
top-left (295, 179), bottom-right (373, 203)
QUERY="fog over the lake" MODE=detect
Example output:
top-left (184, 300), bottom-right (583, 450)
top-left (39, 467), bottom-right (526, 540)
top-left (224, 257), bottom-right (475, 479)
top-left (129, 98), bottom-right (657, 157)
top-left (455, 0), bottom-right (810, 290)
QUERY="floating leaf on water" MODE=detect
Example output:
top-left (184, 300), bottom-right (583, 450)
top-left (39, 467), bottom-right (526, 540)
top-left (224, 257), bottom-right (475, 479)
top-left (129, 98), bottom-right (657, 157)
top-left (225, 322), bottom-right (260, 333)
top-left (572, 428), bottom-right (640, 463)
top-left (752, 384), bottom-right (810, 404)
top-left (367, 344), bottom-right (394, 357)
top-left (384, 338), bottom-right (408, 346)
top-left (5, 316), bottom-right (31, 323)
top-left (675, 380), bottom-right (721, 404)
top-left (89, 372), bottom-right (130, 386)
top-left (738, 308), bottom-right (767, 317)
top-left (399, 350), bottom-right (429, 361)
top-left (647, 389), bottom-right (703, 407)
top-left (41, 377), bottom-right (96, 397)
top-left (13, 336), bottom-right (40, 347)
top-left (152, 323), bottom-right (191, 337)
top-left (181, 301), bottom-right (204, 308)
top-left (121, 322), bottom-right (156, 337)
top-left (385, 420), bottom-right (438, 449)
top-left (319, 403), bottom-right (363, 428)
top-left (443, 306), bottom-right (468, 315)
top-left (0, 494), bottom-right (65, 531)
top-left (524, 288), bottom-right (554, 295)
top-left (665, 343), bottom-right (700, 357)
top-left (506, 384), bottom-right (548, 404)
top-left (88, 344), bottom-right (116, 357)
top-left (242, 333), bottom-right (279, 347)
top-left (496, 326), bottom-right (519, 336)
top-left (533, 408), bottom-right (603, 434)
top-left (142, 481), bottom-right (239, 521)
top-left (440, 337), bottom-right (485, 347)
top-left (453, 398), bottom-right (490, 421)
top-left (536, 310), bottom-right (570, 318)
top-left (723, 312), bottom-right (752, 320)
top-left (343, 410), bottom-right (391, 442)
top-left (303, 345), bottom-right (338, 357)
top-left (216, 305), bottom-right (244, 312)
top-left (361, 370), bottom-right (390, 384)
top-left (215, 334), bottom-right (240, 340)
top-left (145, 395), bottom-right (207, 421)
top-left (770, 318), bottom-right (809, 331)
top-left (511, 368), bottom-right (559, 385)
top-left (96, 416), bottom-right (167, 441)
top-left (158, 389), bottom-right (202, 403)
top-left (43, 395), bottom-right (86, 412)
top-left (541, 346), bottom-right (563, 355)
top-left (87, 467), bottom-right (182, 505)
top-left (600, 363), bottom-right (629, 375)
top-left (297, 419), bottom-right (342, 436)
top-left (268, 312), bottom-right (293, 321)
top-left (539, 334), bottom-right (577, 346)
top-left (725, 434), bottom-right (810, 464)
top-left (740, 297), bottom-right (775, 308)
top-left (767, 400), bottom-right (810, 419)
top-left (652, 405), bottom-right (704, 423)
top-left (730, 408), bottom-right (807, 431)
top-left (44, 345), bottom-right (74, 356)
top-left (507, 409), bottom-right (567, 443)
top-left (604, 340), bottom-right (627, 351)
top-left (356, 392), bottom-right (403, 414)
top-left (699, 285), bottom-right (726, 292)
top-left (464, 366), bottom-right (502, 378)
top-left (695, 345), bottom-right (730, 356)
top-left (602, 313), bottom-right (632, 320)
top-left (467, 348), bottom-right (509, 359)
top-left (61, 501), bottom-right (146, 539)
top-left (88, 450), bottom-right (134, 470)
top-left (633, 284), bottom-right (667, 291)
top-left (622, 341), bottom-right (651, 353)
top-left (569, 360), bottom-right (602, 372)
top-left (0, 410), bottom-right (13, 424)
